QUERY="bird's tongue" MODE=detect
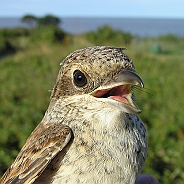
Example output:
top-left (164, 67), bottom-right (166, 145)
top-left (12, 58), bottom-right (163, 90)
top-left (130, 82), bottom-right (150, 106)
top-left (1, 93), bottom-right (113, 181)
top-left (93, 85), bottom-right (130, 104)
top-left (108, 86), bottom-right (130, 103)
top-left (109, 96), bottom-right (128, 103)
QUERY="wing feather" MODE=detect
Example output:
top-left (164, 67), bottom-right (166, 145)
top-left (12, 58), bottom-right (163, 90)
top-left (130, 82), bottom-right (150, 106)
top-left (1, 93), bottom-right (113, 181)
top-left (0, 123), bottom-right (72, 184)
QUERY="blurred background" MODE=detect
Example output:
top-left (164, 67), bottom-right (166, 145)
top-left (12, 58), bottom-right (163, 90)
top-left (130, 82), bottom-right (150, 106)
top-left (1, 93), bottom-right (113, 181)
top-left (0, 0), bottom-right (184, 183)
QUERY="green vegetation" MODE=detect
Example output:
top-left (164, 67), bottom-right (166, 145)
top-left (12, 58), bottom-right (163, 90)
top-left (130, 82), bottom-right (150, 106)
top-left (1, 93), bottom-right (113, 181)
top-left (0, 21), bottom-right (184, 183)
top-left (21, 15), bottom-right (37, 28)
top-left (37, 15), bottom-right (60, 27)
top-left (85, 25), bottom-right (132, 45)
top-left (21, 14), bottom-right (61, 28)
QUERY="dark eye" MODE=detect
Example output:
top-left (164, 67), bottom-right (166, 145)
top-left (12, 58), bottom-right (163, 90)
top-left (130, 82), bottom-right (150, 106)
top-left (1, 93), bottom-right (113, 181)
top-left (73, 70), bottom-right (87, 87)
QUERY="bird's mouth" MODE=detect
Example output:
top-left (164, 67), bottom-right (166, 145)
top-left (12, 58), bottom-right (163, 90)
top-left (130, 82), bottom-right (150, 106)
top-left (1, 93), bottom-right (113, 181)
top-left (90, 70), bottom-right (144, 114)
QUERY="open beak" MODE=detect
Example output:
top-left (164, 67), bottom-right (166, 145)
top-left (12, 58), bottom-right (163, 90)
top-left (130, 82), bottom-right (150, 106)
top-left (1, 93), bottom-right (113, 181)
top-left (90, 70), bottom-right (144, 114)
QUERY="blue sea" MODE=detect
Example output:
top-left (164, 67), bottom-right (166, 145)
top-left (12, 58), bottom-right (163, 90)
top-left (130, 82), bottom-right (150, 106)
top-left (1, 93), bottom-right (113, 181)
top-left (0, 17), bottom-right (184, 37)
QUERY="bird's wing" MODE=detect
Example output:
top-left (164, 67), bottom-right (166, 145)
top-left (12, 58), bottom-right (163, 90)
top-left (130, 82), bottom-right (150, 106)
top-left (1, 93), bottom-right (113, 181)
top-left (0, 123), bottom-right (73, 184)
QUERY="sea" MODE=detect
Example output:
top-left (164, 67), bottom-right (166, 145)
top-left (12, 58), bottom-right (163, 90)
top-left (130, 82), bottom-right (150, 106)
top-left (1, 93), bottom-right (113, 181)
top-left (0, 17), bottom-right (184, 37)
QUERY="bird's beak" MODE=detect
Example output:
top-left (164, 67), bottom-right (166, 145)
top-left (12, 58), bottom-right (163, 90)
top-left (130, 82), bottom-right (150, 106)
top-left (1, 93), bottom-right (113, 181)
top-left (90, 70), bottom-right (144, 114)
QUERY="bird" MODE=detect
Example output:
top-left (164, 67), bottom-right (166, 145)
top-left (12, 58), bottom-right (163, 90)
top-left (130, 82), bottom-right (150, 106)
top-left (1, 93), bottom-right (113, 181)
top-left (0, 46), bottom-right (147, 184)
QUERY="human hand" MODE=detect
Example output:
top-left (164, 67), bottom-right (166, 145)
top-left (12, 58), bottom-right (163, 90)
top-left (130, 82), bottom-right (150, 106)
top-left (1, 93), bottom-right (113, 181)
top-left (135, 174), bottom-right (159, 184)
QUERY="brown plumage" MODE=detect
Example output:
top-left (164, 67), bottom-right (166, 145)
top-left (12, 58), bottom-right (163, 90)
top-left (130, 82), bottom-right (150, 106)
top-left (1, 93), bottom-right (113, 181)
top-left (0, 46), bottom-right (147, 184)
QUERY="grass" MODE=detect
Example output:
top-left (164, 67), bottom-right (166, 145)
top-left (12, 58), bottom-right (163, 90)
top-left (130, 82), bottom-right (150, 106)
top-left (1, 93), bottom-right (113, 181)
top-left (0, 26), bottom-right (184, 183)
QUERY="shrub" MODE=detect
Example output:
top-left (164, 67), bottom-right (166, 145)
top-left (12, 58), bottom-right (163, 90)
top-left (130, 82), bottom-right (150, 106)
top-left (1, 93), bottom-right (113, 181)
top-left (30, 26), bottom-right (66, 44)
top-left (159, 34), bottom-right (179, 42)
top-left (37, 15), bottom-right (60, 27)
top-left (21, 15), bottom-right (37, 28)
top-left (85, 25), bottom-right (133, 45)
top-left (0, 39), bottom-right (16, 57)
top-left (0, 28), bottom-right (29, 38)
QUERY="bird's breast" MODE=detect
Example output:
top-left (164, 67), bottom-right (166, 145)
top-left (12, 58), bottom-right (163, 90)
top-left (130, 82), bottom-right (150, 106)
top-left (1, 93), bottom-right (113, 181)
top-left (38, 98), bottom-right (147, 184)
top-left (44, 107), bottom-right (147, 184)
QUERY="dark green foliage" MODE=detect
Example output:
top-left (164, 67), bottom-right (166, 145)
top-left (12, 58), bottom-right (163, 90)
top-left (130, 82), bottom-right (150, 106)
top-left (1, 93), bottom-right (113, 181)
top-left (159, 34), bottom-right (179, 42)
top-left (0, 56), bottom-right (55, 176)
top-left (0, 39), bottom-right (16, 57)
top-left (0, 28), bottom-right (29, 38)
top-left (85, 25), bottom-right (133, 46)
top-left (0, 28), bottom-right (30, 57)
top-left (0, 26), bottom-right (66, 58)
top-left (21, 14), bottom-right (37, 28)
top-left (21, 14), bottom-right (61, 28)
top-left (37, 15), bottom-right (60, 27)
top-left (30, 25), bottom-right (66, 43)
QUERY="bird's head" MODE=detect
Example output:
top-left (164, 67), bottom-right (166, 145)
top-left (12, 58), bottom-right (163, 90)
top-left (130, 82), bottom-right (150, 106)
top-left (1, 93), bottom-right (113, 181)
top-left (51, 46), bottom-right (144, 114)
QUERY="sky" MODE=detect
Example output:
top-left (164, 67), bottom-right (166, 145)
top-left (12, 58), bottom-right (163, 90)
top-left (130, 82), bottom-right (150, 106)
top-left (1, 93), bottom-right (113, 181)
top-left (1, 0), bottom-right (184, 19)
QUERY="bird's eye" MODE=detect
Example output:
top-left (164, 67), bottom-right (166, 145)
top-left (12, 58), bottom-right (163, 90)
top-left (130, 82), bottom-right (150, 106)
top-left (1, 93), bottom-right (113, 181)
top-left (73, 70), bottom-right (87, 87)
